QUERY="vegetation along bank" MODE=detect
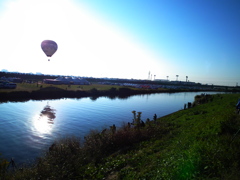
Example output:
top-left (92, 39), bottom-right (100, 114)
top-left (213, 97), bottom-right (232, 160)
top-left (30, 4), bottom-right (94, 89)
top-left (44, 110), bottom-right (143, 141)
top-left (0, 82), bottom-right (216, 103)
top-left (1, 93), bottom-right (240, 179)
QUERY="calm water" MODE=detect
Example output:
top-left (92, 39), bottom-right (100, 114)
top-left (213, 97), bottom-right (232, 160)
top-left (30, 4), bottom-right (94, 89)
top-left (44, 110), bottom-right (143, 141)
top-left (0, 92), bottom-right (221, 164)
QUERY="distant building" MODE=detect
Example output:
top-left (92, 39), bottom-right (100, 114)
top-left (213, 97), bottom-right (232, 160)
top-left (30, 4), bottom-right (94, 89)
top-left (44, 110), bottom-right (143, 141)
top-left (0, 81), bottom-right (17, 89)
top-left (154, 79), bottom-right (169, 82)
top-left (0, 77), bottom-right (23, 83)
top-left (44, 76), bottom-right (90, 85)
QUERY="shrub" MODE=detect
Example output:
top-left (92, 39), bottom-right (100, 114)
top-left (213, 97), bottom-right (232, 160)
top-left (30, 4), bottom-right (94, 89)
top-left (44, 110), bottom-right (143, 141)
top-left (0, 153), bottom-right (9, 179)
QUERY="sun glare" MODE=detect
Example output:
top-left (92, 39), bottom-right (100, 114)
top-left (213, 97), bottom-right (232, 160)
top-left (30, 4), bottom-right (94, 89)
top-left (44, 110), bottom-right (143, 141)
top-left (0, 0), bottom-right (167, 79)
top-left (32, 103), bottom-right (56, 136)
top-left (32, 114), bottom-right (53, 135)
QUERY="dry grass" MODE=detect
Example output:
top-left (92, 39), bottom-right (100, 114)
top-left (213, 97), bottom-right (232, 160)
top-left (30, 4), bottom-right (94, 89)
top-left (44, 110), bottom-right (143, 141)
top-left (0, 83), bottom-right (122, 93)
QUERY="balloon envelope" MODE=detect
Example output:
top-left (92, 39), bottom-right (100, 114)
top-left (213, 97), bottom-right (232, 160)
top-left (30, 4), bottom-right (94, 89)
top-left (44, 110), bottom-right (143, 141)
top-left (41, 40), bottom-right (58, 57)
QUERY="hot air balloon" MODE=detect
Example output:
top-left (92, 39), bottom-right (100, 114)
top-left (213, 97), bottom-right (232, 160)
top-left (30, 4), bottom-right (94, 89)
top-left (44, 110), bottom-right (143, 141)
top-left (41, 40), bottom-right (58, 61)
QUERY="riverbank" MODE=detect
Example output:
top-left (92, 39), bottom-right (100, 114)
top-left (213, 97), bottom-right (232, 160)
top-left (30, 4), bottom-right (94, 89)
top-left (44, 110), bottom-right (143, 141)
top-left (2, 93), bottom-right (240, 179)
top-left (0, 83), bottom-right (228, 103)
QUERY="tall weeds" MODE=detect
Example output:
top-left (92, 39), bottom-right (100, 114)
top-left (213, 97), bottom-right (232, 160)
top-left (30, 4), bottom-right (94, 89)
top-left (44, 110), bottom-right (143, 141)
top-left (6, 111), bottom-right (169, 179)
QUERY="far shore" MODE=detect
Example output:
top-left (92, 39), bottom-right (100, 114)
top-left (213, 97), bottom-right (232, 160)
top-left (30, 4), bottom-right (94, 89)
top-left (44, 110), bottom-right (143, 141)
top-left (0, 83), bottom-right (233, 103)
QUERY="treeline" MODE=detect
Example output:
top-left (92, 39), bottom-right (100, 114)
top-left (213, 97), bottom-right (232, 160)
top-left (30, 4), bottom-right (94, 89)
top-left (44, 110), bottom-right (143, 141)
top-left (0, 72), bottom-right (58, 81)
top-left (0, 87), bottom-right (173, 102)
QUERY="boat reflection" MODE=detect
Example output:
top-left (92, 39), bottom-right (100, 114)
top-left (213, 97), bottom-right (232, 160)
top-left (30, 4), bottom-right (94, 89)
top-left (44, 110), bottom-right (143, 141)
top-left (32, 103), bottom-right (56, 135)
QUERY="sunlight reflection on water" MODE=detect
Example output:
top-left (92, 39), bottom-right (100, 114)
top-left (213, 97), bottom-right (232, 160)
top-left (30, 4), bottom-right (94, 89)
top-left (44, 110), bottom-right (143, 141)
top-left (32, 115), bottom-right (53, 135)
top-left (31, 104), bottom-right (56, 137)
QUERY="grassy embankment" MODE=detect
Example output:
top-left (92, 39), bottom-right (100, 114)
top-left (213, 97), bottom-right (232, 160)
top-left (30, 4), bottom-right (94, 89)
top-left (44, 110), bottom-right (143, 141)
top-left (1, 93), bottom-right (240, 179)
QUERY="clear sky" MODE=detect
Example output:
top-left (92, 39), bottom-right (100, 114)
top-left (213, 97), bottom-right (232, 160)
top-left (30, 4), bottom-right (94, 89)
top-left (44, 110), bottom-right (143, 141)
top-left (0, 0), bottom-right (239, 86)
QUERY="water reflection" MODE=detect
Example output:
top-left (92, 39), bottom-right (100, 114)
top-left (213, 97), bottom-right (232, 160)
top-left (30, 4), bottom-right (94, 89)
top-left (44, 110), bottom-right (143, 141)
top-left (90, 96), bottom-right (99, 101)
top-left (32, 103), bottom-right (56, 135)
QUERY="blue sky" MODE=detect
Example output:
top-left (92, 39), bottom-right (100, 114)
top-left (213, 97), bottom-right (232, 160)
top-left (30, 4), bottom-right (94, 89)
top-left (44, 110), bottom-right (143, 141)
top-left (0, 0), bottom-right (239, 86)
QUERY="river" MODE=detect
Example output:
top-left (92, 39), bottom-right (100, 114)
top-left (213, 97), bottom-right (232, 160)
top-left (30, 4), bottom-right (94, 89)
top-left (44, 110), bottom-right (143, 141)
top-left (0, 92), bottom-right (222, 165)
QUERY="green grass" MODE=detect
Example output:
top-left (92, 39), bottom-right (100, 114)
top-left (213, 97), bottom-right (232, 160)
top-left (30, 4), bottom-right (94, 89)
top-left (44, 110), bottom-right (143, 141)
top-left (2, 93), bottom-right (240, 179)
